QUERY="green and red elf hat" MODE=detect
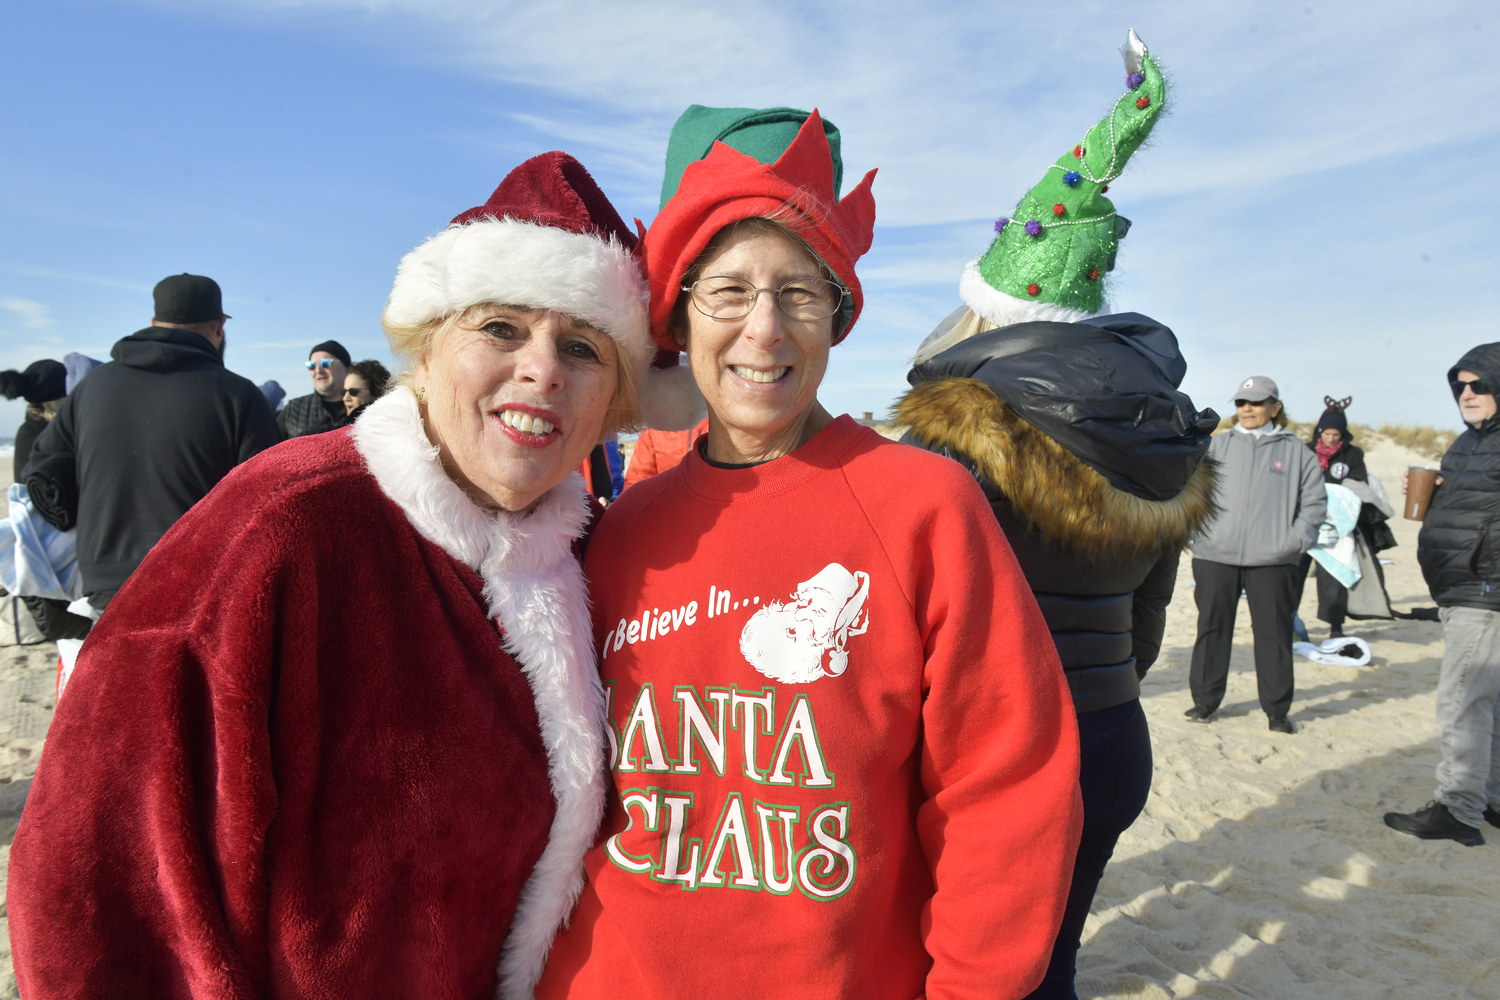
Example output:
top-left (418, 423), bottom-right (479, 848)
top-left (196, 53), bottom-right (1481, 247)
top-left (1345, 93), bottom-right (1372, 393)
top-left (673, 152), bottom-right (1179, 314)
top-left (641, 109), bottom-right (877, 349)
top-left (964, 29), bottom-right (1167, 324)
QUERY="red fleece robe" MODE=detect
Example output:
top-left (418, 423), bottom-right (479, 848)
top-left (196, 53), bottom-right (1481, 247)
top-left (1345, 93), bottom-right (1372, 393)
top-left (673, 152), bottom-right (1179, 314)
top-left (7, 388), bottom-right (609, 1000)
top-left (538, 416), bottom-right (1083, 1000)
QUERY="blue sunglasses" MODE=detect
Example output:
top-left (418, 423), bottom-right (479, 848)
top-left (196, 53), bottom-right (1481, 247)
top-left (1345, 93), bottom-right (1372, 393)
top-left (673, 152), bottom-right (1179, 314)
top-left (305, 358), bottom-right (337, 370)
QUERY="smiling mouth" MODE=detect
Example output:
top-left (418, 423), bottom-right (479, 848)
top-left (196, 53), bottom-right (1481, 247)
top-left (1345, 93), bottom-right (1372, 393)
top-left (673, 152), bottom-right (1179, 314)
top-left (731, 365), bottom-right (789, 384)
top-left (499, 408), bottom-right (557, 436)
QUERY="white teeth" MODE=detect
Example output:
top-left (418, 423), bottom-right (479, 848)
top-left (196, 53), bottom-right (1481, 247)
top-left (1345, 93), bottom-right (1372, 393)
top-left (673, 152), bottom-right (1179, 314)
top-left (731, 365), bottom-right (788, 384)
top-left (500, 410), bottom-right (555, 435)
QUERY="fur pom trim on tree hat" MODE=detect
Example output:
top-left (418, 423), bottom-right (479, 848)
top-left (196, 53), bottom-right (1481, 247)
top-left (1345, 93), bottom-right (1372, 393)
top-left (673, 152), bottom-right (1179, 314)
top-left (642, 109), bottom-right (877, 349)
top-left (382, 151), bottom-right (703, 431)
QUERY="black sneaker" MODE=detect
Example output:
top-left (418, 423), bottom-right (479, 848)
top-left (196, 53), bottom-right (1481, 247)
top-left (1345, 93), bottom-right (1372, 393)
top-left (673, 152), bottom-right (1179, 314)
top-left (1267, 715), bottom-right (1296, 734)
top-left (1183, 705), bottom-right (1214, 723)
top-left (1485, 805), bottom-right (1500, 829)
top-left (1383, 802), bottom-right (1484, 847)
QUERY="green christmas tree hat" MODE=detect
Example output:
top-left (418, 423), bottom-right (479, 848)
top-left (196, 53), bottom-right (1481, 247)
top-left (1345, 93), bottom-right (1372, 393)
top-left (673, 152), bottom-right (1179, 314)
top-left (961, 29), bottom-right (1166, 325)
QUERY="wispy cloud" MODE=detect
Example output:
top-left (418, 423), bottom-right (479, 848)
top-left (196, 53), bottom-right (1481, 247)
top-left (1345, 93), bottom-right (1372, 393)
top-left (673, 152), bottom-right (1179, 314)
top-left (138, 0), bottom-right (1498, 222)
top-left (0, 297), bottom-right (56, 329)
top-left (14, 266), bottom-right (151, 293)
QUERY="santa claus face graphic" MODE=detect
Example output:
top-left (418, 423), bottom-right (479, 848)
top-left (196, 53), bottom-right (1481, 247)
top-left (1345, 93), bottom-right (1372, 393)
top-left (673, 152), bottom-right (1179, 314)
top-left (740, 563), bottom-right (870, 684)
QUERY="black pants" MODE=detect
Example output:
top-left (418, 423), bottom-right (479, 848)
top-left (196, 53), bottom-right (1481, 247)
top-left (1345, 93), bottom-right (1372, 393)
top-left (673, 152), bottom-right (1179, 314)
top-left (1189, 559), bottom-right (1298, 718)
top-left (1025, 699), bottom-right (1153, 1000)
top-left (1294, 553), bottom-right (1347, 630)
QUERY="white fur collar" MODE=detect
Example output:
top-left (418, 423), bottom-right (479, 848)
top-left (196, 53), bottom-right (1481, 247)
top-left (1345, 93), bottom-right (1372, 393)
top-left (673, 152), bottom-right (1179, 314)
top-left (350, 387), bottom-right (606, 999)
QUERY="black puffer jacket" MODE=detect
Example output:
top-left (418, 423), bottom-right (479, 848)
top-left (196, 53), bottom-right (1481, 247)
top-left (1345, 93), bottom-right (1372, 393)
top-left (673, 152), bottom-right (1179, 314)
top-left (1418, 342), bottom-right (1500, 610)
top-left (898, 312), bottom-right (1220, 713)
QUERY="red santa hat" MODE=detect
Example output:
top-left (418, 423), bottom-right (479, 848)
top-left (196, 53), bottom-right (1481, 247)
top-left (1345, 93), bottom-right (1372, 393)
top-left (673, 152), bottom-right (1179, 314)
top-left (383, 151), bottom-right (703, 430)
top-left (641, 109), bottom-right (878, 348)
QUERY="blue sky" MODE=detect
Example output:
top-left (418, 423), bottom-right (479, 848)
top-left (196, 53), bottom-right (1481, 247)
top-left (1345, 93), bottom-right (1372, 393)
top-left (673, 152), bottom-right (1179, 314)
top-left (2, 0), bottom-right (1497, 438)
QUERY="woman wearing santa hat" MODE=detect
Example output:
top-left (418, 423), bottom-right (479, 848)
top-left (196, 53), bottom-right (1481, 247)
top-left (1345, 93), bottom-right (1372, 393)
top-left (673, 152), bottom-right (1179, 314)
top-left (536, 107), bottom-right (1082, 999)
top-left (8, 151), bottom-right (699, 1000)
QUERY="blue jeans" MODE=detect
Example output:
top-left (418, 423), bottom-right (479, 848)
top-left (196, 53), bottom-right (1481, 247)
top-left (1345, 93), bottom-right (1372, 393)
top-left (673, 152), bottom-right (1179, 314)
top-left (1435, 607), bottom-right (1500, 828)
top-left (1025, 698), bottom-right (1153, 1000)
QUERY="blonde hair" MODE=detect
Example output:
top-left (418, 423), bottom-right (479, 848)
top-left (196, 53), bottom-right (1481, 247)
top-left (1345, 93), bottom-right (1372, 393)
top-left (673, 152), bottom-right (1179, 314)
top-left (910, 307), bottom-right (997, 365)
top-left (25, 399), bottom-right (62, 423)
top-left (382, 302), bottom-right (640, 436)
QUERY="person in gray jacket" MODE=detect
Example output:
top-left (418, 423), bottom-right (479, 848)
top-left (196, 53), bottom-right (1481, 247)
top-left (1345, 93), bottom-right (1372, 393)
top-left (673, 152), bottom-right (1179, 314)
top-left (1188, 376), bottom-right (1326, 732)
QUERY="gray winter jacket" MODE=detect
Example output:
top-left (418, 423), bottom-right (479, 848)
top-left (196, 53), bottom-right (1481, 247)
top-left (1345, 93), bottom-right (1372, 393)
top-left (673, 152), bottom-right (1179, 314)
top-left (1191, 424), bottom-right (1326, 566)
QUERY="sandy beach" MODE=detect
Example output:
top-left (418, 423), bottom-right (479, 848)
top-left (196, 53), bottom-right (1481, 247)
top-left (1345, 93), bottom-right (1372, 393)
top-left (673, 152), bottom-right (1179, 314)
top-left (0, 436), bottom-right (1495, 998)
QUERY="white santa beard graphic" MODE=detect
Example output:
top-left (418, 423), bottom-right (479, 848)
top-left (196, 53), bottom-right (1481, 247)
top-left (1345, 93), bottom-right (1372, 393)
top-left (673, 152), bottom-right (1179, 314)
top-left (740, 603), bottom-right (828, 684)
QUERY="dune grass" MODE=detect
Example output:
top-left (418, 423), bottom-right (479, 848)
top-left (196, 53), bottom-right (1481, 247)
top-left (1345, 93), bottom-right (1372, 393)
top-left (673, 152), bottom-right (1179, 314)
top-left (1212, 413), bottom-right (1455, 460)
top-left (1375, 425), bottom-right (1459, 461)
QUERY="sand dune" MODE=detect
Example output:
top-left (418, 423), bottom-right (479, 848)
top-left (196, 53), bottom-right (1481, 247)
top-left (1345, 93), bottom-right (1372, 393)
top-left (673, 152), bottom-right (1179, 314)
top-left (0, 439), bottom-right (1495, 998)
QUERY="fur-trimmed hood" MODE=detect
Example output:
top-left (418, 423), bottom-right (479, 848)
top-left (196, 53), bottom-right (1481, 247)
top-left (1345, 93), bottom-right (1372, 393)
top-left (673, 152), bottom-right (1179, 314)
top-left (896, 376), bottom-right (1218, 560)
top-left (350, 387), bottom-right (606, 1000)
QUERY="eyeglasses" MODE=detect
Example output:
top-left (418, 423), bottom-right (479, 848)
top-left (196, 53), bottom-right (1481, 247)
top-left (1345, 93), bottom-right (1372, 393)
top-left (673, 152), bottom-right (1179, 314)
top-left (682, 276), bottom-right (846, 322)
top-left (306, 358), bottom-right (338, 370)
top-left (342, 386), bottom-right (370, 397)
top-left (1451, 378), bottom-right (1493, 397)
top-left (1234, 398), bottom-right (1273, 408)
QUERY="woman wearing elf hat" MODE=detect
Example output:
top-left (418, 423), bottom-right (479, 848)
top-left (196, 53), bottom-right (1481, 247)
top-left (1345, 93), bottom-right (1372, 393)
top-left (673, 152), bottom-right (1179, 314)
top-left (896, 32), bottom-right (1220, 1000)
top-left (536, 106), bottom-right (1082, 998)
top-left (8, 151), bottom-right (700, 999)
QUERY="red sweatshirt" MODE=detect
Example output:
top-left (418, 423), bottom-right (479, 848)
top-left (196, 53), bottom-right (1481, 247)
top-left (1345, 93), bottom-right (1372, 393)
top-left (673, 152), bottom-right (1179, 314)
top-left (538, 416), bottom-right (1082, 999)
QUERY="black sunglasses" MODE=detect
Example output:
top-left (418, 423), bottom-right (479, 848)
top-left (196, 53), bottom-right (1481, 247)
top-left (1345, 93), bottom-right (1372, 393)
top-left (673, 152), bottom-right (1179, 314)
top-left (1234, 398), bottom-right (1274, 408)
top-left (1451, 378), bottom-right (1493, 397)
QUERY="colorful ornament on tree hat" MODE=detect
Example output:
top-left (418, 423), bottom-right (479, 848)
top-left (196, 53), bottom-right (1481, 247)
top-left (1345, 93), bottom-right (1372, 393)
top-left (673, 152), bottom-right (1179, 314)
top-left (994, 217), bottom-right (1009, 233)
top-left (962, 28), bottom-right (1166, 322)
top-left (1136, 96), bottom-right (1151, 110)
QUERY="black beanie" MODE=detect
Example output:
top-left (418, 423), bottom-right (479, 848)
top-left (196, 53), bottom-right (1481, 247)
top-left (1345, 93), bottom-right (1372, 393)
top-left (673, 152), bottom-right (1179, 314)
top-left (310, 340), bottom-right (352, 367)
top-left (0, 359), bottom-right (67, 404)
top-left (1315, 395), bottom-right (1351, 436)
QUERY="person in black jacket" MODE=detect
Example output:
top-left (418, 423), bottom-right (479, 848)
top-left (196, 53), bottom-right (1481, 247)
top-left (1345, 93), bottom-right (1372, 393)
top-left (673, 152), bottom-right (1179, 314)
top-left (278, 340), bottom-right (353, 438)
top-left (1385, 343), bottom-right (1500, 846)
top-left (899, 311), bottom-right (1218, 997)
top-left (1295, 396), bottom-right (1395, 637)
top-left (1, 359), bottom-right (67, 481)
top-left (894, 31), bottom-right (1223, 998)
top-left (22, 274), bottom-right (280, 611)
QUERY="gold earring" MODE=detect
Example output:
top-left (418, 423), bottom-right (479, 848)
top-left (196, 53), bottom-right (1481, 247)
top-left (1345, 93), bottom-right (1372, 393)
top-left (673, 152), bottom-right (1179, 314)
top-left (414, 385), bottom-right (426, 401)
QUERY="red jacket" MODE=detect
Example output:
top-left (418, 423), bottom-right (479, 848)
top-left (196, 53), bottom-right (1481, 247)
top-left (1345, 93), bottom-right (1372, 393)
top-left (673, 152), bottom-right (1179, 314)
top-left (539, 416), bottom-right (1082, 999)
top-left (622, 417), bottom-right (709, 489)
top-left (8, 389), bottom-right (608, 1000)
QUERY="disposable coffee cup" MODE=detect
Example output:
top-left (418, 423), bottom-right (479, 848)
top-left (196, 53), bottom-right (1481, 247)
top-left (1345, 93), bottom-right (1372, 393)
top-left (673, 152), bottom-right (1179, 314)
top-left (1405, 467), bottom-right (1441, 521)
